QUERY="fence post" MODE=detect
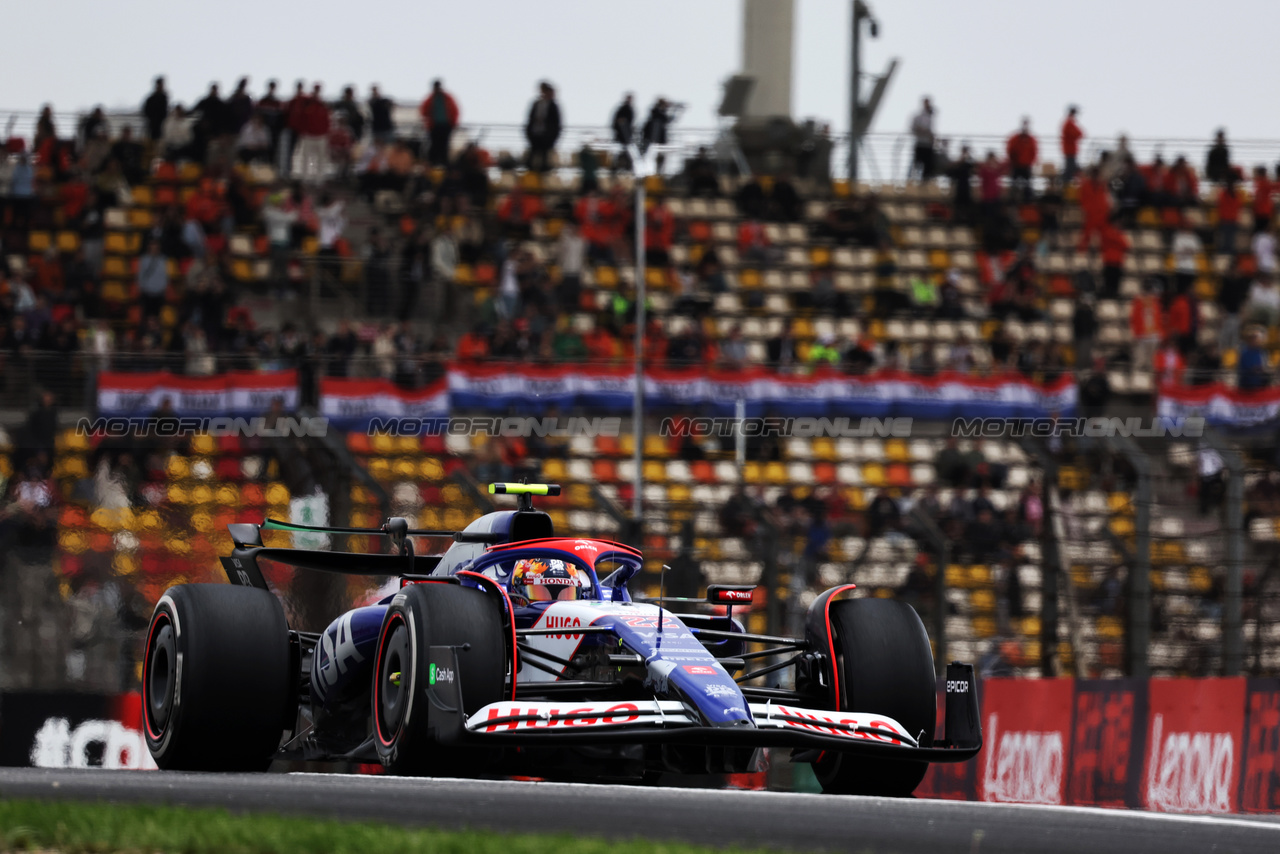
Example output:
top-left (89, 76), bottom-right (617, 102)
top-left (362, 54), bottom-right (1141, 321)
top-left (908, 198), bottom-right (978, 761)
top-left (1206, 428), bottom-right (1244, 676)
top-left (1017, 437), bottom-right (1062, 676)
top-left (1110, 435), bottom-right (1151, 679)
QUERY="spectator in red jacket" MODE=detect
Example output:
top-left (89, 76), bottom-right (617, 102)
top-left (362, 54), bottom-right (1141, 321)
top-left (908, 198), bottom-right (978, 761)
top-left (496, 186), bottom-right (543, 239)
top-left (737, 218), bottom-right (771, 265)
top-left (1162, 156), bottom-right (1199, 232)
top-left (419, 80), bottom-right (460, 168)
top-left (1099, 224), bottom-right (1128, 299)
top-left (645, 199), bottom-right (675, 267)
top-left (296, 84), bottom-right (331, 183)
top-left (1165, 290), bottom-right (1198, 354)
top-left (576, 189), bottom-right (616, 265)
top-left (1217, 177), bottom-right (1242, 255)
top-left (1077, 166), bottom-right (1110, 252)
top-left (1130, 280), bottom-right (1164, 372)
top-left (1060, 106), bottom-right (1083, 183)
top-left (1253, 165), bottom-right (1275, 234)
top-left (1006, 118), bottom-right (1038, 202)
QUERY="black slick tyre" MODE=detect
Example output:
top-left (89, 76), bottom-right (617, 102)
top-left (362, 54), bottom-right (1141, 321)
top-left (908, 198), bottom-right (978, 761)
top-left (142, 584), bottom-right (292, 771)
top-left (811, 597), bottom-right (936, 796)
top-left (372, 582), bottom-right (506, 776)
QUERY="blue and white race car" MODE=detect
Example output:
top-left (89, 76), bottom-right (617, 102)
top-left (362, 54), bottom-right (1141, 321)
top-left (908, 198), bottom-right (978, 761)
top-left (141, 483), bottom-right (981, 795)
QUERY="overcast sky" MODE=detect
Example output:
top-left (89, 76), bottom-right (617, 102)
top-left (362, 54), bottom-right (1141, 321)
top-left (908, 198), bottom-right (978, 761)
top-left (6, 0), bottom-right (1280, 152)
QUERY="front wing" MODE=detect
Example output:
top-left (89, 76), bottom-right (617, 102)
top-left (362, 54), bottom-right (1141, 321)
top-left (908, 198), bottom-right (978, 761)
top-left (427, 645), bottom-right (981, 763)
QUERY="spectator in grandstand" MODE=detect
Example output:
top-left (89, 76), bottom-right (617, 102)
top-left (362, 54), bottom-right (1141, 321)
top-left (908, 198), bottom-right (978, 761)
top-left (420, 80), bottom-right (459, 167)
top-left (1072, 294), bottom-right (1097, 368)
top-left (1217, 175), bottom-right (1243, 254)
top-left (770, 172), bottom-right (803, 223)
top-left (296, 84), bottom-right (332, 182)
top-left (111, 125), bottom-right (146, 185)
top-left (935, 437), bottom-right (969, 487)
top-left (261, 192), bottom-right (297, 298)
top-left (976, 151), bottom-right (1005, 231)
top-left (1253, 225), bottom-right (1278, 278)
top-left (611, 93), bottom-right (635, 165)
top-left (1130, 279), bottom-right (1164, 372)
top-left (161, 105), bottom-right (194, 161)
top-left (1060, 106), bottom-right (1083, 183)
top-left (684, 147), bottom-right (720, 197)
top-left (226, 77), bottom-right (254, 137)
top-left (908, 97), bottom-right (936, 181)
top-left (1217, 254), bottom-right (1250, 353)
top-left (236, 113), bottom-right (272, 164)
top-left (525, 82), bottom-right (562, 173)
top-left (1099, 224), bottom-right (1128, 299)
top-left (865, 489), bottom-right (901, 538)
top-left (1187, 341), bottom-right (1222, 385)
top-left (1246, 272), bottom-right (1280, 328)
top-left (497, 185), bottom-right (544, 240)
top-left (257, 80), bottom-right (284, 162)
top-left (1078, 356), bottom-right (1111, 416)
top-left (1076, 165), bottom-right (1110, 252)
top-left (368, 85), bottom-right (395, 145)
top-left (641, 98), bottom-right (680, 173)
top-left (1237, 326), bottom-right (1270, 390)
top-left (645, 197), bottom-right (676, 268)
top-left (1153, 336), bottom-right (1185, 384)
top-left (143, 76), bottom-right (169, 142)
top-left (1006, 119), bottom-right (1038, 202)
top-left (1170, 223), bottom-right (1202, 297)
top-left (192, 83), bottom-right (228, 160)
top-left (137, 239), bottom-right (168, 321)
top-left (1205, 129), bottom-right (1232, 184)
top-left (948, 144), bottom-right (976, 224)
top-left (1255, 165), bottom-right (1278, 234)
top-left (332, 85), bottom-right (365, 142)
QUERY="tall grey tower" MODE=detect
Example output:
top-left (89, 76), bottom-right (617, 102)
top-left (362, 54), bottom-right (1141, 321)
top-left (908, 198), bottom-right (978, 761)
top-left (740, 0), bottom-right (794, 120)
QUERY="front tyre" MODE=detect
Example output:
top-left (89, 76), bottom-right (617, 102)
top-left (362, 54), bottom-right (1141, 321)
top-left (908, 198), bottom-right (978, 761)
top-left (810, 597), bottom-right (936, 796)
top-left (373, 583), bottom-right (506, 775)
top-left (142, 584), bottom-right (292, 771)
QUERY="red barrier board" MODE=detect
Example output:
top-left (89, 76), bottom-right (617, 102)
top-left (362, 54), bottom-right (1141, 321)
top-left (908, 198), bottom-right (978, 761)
top-left (1142, 677), bottom-right (1245, 813)
top-left (978, 678), bottom-right (1074, 804)
top-left (916, 686), bottom-right (979, 800)
top-left (1240, 679), bottom-right (1280, 813)
top-left (1068, 679), bottom-right (1146, 808)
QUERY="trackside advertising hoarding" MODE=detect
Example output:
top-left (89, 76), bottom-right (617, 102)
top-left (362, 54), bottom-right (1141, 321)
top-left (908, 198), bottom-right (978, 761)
top-left (914, 677), bottom-right (1280, 813)
top-left (4, 679), bottom-right (1279, 812)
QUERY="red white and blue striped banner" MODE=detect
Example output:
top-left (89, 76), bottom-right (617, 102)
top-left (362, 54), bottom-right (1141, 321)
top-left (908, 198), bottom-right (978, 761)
top-left (318, 377), bottom-right (449, 429)
top-left (1157, 383), bottom-right (1280, 428)
top-left (96, 371), bottom-right (298, 417)
top-left (96, 368), bottom-right (1078, 426)
top-left (446, 364), bottom-right (1078, 419)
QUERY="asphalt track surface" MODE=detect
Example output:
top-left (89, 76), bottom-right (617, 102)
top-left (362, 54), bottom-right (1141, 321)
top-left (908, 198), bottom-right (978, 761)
top-left (1, 769), bottom-right (1279, 853)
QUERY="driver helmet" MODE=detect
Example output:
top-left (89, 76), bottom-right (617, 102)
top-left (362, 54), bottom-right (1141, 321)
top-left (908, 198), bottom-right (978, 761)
top-left (511, 558), bottom-right (589, 605)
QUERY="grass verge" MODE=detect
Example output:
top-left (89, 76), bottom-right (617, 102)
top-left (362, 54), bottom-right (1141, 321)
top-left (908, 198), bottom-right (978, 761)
top-left (0, 798), bottom-right (775, 854)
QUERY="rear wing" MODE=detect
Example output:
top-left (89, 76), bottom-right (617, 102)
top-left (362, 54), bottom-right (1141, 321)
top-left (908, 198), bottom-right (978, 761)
top-left (220, 516), bottom-right (455, 590)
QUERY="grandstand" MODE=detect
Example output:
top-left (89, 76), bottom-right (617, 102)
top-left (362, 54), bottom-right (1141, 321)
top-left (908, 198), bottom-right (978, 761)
top-left (2, 82), bottom-right (1279, 698)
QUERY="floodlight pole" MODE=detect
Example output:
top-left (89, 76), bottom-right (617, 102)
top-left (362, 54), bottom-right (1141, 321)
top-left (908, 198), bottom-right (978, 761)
top-left (849, 2), bottom-right (861, 182)
top-left (631, 147), bottom-right (647, 525)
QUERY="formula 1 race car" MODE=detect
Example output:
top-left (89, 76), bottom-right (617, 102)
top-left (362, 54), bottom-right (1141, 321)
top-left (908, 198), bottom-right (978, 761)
top-left (141, 483), bottom-right (981, 795)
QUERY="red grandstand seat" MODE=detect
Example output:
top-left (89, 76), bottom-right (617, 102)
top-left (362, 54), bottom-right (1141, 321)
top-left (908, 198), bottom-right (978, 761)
top-left (593, 459), bottom-right (618, 483)
top-left (215, 457), bottom-right (243, 481)
top-left (346, 433), bottom-right (372, 454)
top-left (596, 435), bottom-right (620, 457)
top-left (691, 460), bottom-right (715, 484)
top-left (217, 435), bottom-right (242, 454)
top-left (421, 434), bottom-right (446, 455)
top-left (887, 463), bottom-right (913, 488)
top-left (240, 483), bottom-right (265, 507)
top-left (814, 462), bottom-right (837, 485)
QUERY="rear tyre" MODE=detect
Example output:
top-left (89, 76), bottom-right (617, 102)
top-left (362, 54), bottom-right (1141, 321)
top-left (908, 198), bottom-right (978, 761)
top-left (142, 584), bottom-right (292, 771)
top-left (810, 597), bottom-right (936, 796)
top-left (373, 583), bottom-right (507, 776)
